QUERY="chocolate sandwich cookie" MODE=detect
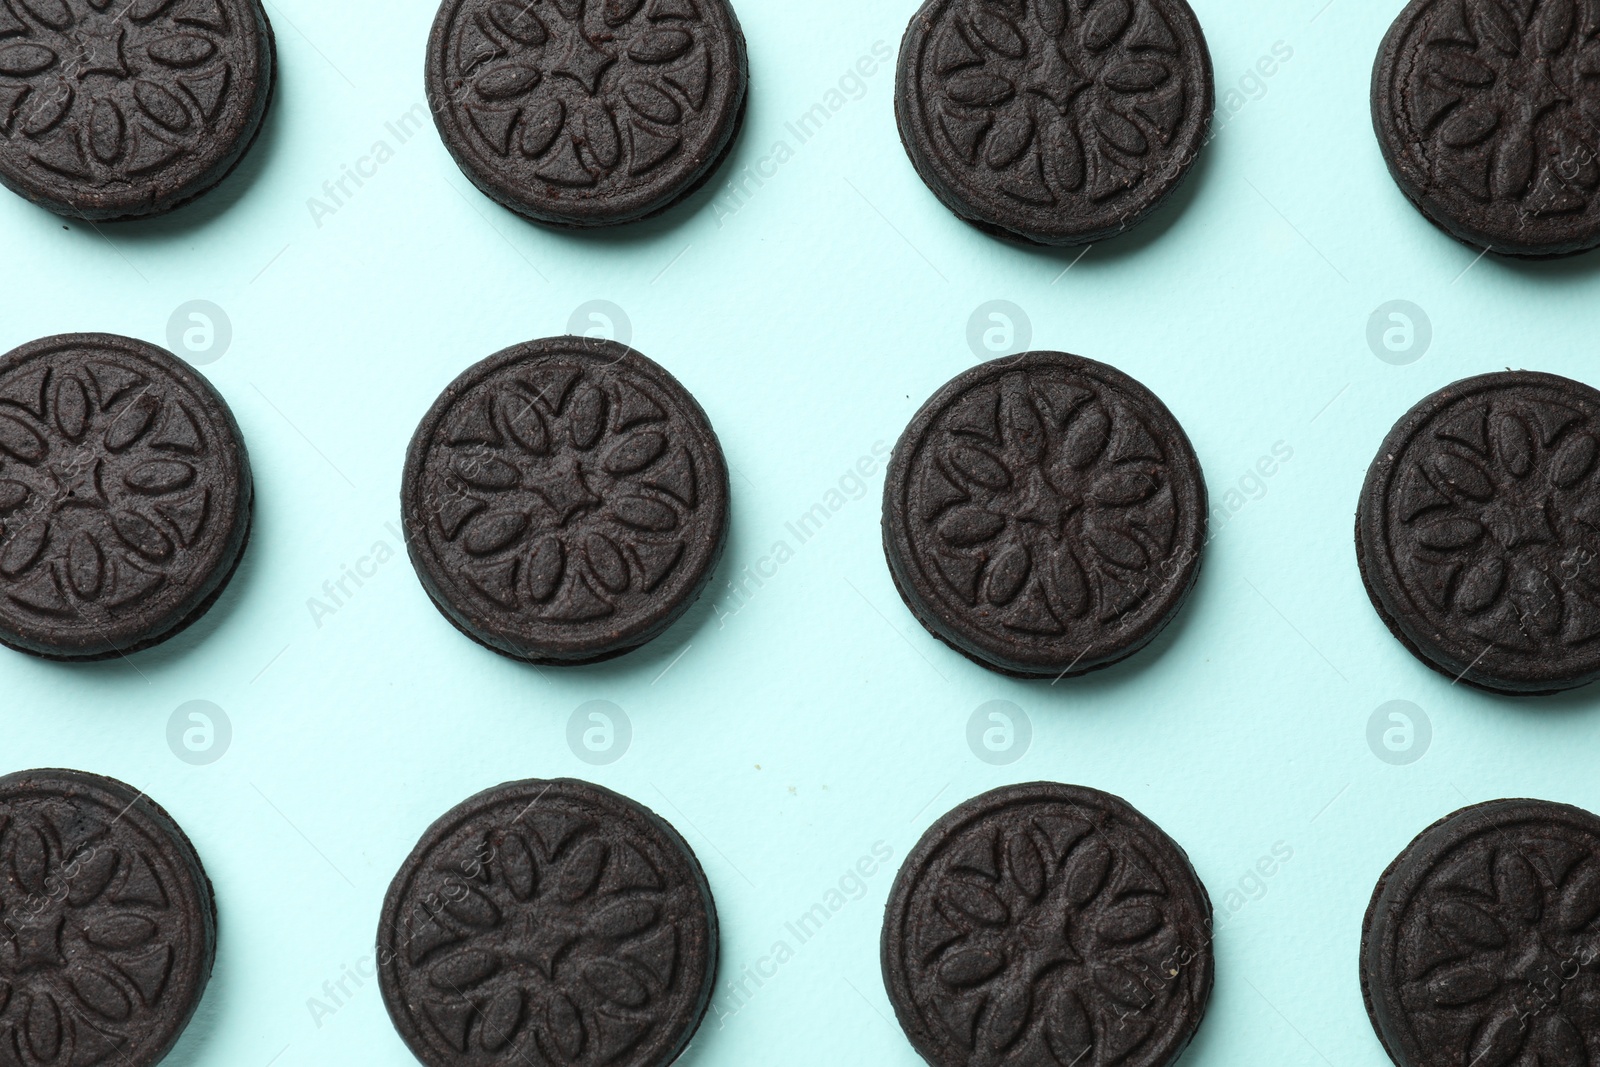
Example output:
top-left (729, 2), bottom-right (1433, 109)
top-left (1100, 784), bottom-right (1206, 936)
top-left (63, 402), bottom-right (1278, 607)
top-left (378, 778), bottom-right (718, 1067)
top-left (1362, 798), bottom-right (1600, 1067)
top-left (426, 0), bottom-right (748, 228)
top-left (0, 0), bottom-right (275, 221)
top-left (1357, 371), bottom-right (1600, 695)
top-left (883, 352), bottom-right (1205, 678)
top-left (0, 768), bottom-right (217, 1067)
top-left (882, 782), bottom-right (1213, 1067)
top-left (402, 337), bottom-right (728, 665)
top-left (1373, 0), bottom-right (1600, 257)
top-left (0, 333), bottom-right (252, 660)
top-left (895, 0), bottom-right (1213, 246)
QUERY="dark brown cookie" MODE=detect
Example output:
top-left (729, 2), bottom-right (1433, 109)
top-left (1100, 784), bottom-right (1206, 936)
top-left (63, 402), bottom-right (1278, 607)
top-left (425, 0), bottom-right (748, 228)
top-left (377, 778), bottom-right (718, 1067)
top-left (1372, 0), bottom-right (1600, 258)
top-left (0, 768), bottom-right (217, 1067)
top-left (1356, 371), bottom-right (1600, 695)
top-left (0, 0), bottom-right (275, 221)
top-left (882, 352), bottom-right (1205, 678)
top-left (0, 333), bottom-right (252, 660)
top-left (895, 0), bottom-right (1214, 246)
top-left (882, 782), bottom-right (1213, 1067)
top-left (1361, 798), bottom-right (1600, 1067)
top-left (402, 337), bottom-right (728, 665)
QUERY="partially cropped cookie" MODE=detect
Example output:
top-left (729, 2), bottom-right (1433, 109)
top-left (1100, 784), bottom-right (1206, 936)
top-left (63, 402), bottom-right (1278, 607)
top-left (0, 333), bottom-right (252, 659)
top-left (0, 768), bottom-right (217, 1067)
top-left (1357, 371), bottom-right (1600, 694)
top-left (1362, 798), bottom-right (1600, 1067)
top-left (1373, 0), bottom-right (1600, 257)
top-left (426, 0), bottom-right (748, 228)
top-left (378, 778), bottom-right (717, 1067)
top-left (883, 352), bottom-right (1206, 678)
top-left (402, 337), bottom-right (728, 665)
top-left (895, 0), bottom-right (1213, 245)
top-left (882, 782), bottom-right (1213, 1067)
top-left (0, 0), bottom-right (275, 221)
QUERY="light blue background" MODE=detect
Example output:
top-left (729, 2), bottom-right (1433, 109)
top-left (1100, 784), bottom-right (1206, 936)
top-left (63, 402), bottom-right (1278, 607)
top-left (2, 0), bottom-right (1598, 1063)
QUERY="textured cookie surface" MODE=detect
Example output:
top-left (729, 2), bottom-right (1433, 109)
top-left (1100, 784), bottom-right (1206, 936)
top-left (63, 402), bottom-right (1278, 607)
top-left (1361, 798), bottom-right (1600, 1067)
top-left (883, 351), bottom-right (1205, 678)
top-left (0, 768), bottom-right (217, 1067)
top-left (1372, 0), bottom-right (1600, 257)
top-left (0, 0), bottom-right (275, 220)
top-left (895, 0), bottom-right (1213, 245)
top-left (426, 0), bottom-right (748, 227)
top-left (378, 778), bottom-right (718, 1067)
top-left (402, 337), bottom-right (728, 665)
top-left (0, 333), bottom-right (252, 660)
top-left (881, 782), bottom-right (1213, 1067)
top-left (1356, 371), bottom-right (1600, 694)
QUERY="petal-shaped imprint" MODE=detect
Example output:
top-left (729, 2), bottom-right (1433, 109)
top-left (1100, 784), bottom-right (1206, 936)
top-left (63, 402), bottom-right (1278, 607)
top-left (488, 1), bottom-right (547, 44)
top-left (113, 511), bottom-right (174, 561)
top-left (1467, 1009), bottom-right (1525, 1067)
top-left (135, 81), bottom-right (191, 132)
top-left (939, 946), bottom-right (1006, 988)
top-left (1006, 833), bottom-right (1046, 901)
top-left (83, 914), bottom-right (156, 950)
top-left (1082, 0), bottom-right (1133, 50)
top-left (612, 495), bottom-right (678, 531)
top-left (585, 533), bottom-right (630, 593)
top-left (0, 521), bottom-right (49, 576)
top-left (1456, 555), bottom-right (1506, 613)
top-left (984, 542), bottom-right (1031, 606)
top-left (1558, 861), bottom-right (1600, 931)
top-left (939, 506), bottom-right (1005, 547)
top-left (950, 445), bottom-right (1011, 490)
top-left (942, 881), bottom-right (1010, 925)
top-left (1413, 517), bottom-right (1484, 550)
top-left (125, 460), bottom-right (196, 494)
top-left (583, 959), bottom-right (650, 1006)
top-left (1439, 106), bottom-right (1499, 148)
top-left (605, 430), bottom-right (667, 475)
top-left (147, 33), bottom-right (217, 68)
top-left (88, 99), bottom-right (125, 163)
top-left (476, 63), bottom-right (541, 100)
top-left (548, 992), bottom-right (585, 1059)
top-left (67, 531), bottom-right (102, 598)
top-left (1427, 964), bottom-right (1500, 1006)
top-left (104, 394), bottom-right (161, 451)
top-left (625, 80), bottom-right (681, 125)
top-left (629, 28), bottom-right (692, 63)
top-left (568, 384), bottom-right (608, 450)
top-left (1432, 898), bottom-right (1507, 948)
top-left (54, 375), bottom-right (87, 439)
top-left (479, 988), bottom-right (524, 1052)
top-left (969, 10), bottom-right (1025, 58)
top-left (1064, 839), bottom-right (1111, 905)
top-left (520, 98), bottom-right (566, 158)
top-left (558, 838), bottom-right (609, 901)
top-left (0, 481), bottom-right (28, 513)
top-left (1104, 60), bottom-right (1170, 92)
top-left (461, 511), bottom-right (528, 556)
top-left (947, 71), bottom-right (1015, 109)
top-left (0, 414), bottom-right (45, 462)
top-left (429, 948), bottom-right (499, 989)
top-left (69, 968), bottom-right (131, 1022)
top-left (525, 536), bottom-right (563, 601)
top-left (1551, 433), bottom-right (1598, 488)
top-left (0, 44), bottom-right (57, 77)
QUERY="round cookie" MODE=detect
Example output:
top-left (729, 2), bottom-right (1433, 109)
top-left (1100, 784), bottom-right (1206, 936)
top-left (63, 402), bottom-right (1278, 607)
top-left (0, 768), bottom-right (217, 1067)
top-left (401, 337), bottom-right (728, 665)
top-left (0, 0), bottom-right (275, 221)
top-left (1357, 371), bottom-right (1600, 695)
top-left (0, 333), bottom-right (252, 660)
top-left (377, 778), bottom-right (718, 1067)
top-left (895, 0), bottom-right (1214, 246)
top-left (1372, 0), bottom-right (1600, 258)
top-left (882, 351), bottom-right (1206, 678)
top-left (881, 782), bottom-right (1214, 1067)
top-left (1362, 798), bottom-right (1600, 1067)
top-left (425, 0), bottom-right (749, 228)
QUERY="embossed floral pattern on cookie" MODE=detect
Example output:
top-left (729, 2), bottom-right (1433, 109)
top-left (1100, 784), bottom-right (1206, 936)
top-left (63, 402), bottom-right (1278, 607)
top-left (883, 352), bottom-right (1205, 678)
top-left (0, 769), bottom-right (216, 1067)
top-left (427, 0), bottom-right (747, 226)
top-left (896, 0), bottom-right (1213, 244)
top-left (378, 779), bottom-right (717, 1067)
top-left (1358, 371), bottom-right (1600, 693)
top-left (882, 783), bottom-right (1213, 1067)
top-left (0, 334), bottom-right (250, 659)
top-left (0, 0), bottom-right (273, 219)
top-left (402, 338), bottom-right (728, 664)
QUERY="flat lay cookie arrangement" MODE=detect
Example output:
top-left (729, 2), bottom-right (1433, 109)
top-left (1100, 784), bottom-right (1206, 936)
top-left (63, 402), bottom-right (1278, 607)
top-left (3, 0), bottom-right (1600, 1064)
